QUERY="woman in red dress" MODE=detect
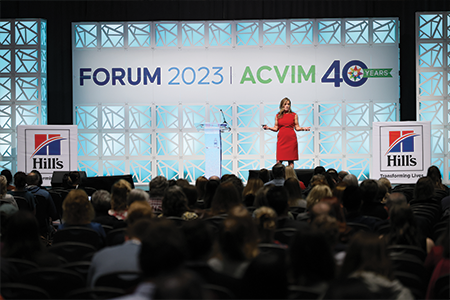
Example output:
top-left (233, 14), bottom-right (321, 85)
top-left (263, 98), bottom-right (310, 168)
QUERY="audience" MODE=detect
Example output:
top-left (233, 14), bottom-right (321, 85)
top-left (160, 185), bottom-right (198, 220)
top-left (91, 189), bottom-right (125, 228)
top-left (9, 171), bottom-right (36, 213)
top-left (0, 169), bottom-right (15, 191)
top-left (242, 177), bottom-right (264, 207)
top-left (148, 176), bottom-right (169, 211)
top-left (109, 179), bottom-right (132, 220)
top-left (264, 163), bottom-right (285, 186)
top-left (0, 175), bottom-right (17, 207)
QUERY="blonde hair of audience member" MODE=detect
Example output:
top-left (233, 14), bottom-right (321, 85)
top-left (111, 179), bottom-right (132, 211)
top-left (378, 177), bottom-right (392, 194)
top-left (126, 201), bottom-right (153, 225)
top-left (253, 206), bottom-right (277, 243)
top-left (306, 185), bottom-right (332, 210)
top-left (62, 189), bottom-right (95, 225)
top-left (0, 175), bottom-right (9, 198)
top-left (285, 166), bottom-right (298, 180)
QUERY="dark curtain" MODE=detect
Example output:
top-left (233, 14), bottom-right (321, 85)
top-left (1, 0), bottom-right (448, 124)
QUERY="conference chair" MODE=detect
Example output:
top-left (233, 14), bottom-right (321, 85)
top-left (387, 244), bottom-right (427, 262)
top-left (287, 285), bottom-right (323, 300)
top-left (62, 261), bottom-right (92, 281)
top-left (3, 258), bottom-right (38, 275)
top-left (165, 216), bottom-right (187, 228)
top-left (0, 282), bottom-right (50, 299)
top-left (434, 274), bottom-right (450, 299)
top-left (105, 227), bottom-right (127, 246)
top-left (13, 196), bottom-right (32, 211)
top-left (20, 267), bottom-right (85, 299)
top-left (52, 226), bottom-right (102, 249)
top-left (94, 271), bottom-right (142, 292)
top-left (48, 241), bottom-right (97, 263)
top-left (65, 286), bottom-right (127, 299)
top-left (203, 284), bottom-right (236, 299)
top-left (274, 228), bottom-right (298, 245)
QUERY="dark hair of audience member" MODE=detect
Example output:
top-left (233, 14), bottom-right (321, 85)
top-left (153, 269), bottom-right (205, 300)
top-left (413, 176), bottom-right (435, 201)
top-left (126, 218), bottom-right (153, 241)
top-left (342, 185), bottom-right (363, 213)
top-left (62, 189), bottom-right (95, 225)
top-left (242, 178), bottom-right (264, 207)
top-left (313, 166), bottom-right (326, 175)
top-left (311, 214), bottom-right (340, 251)
top-left (327, 168), bottom-right (339, 184)
top-left (340, 231), bottom-right (394, 280)
top-left (284, 177), bottom-right (303, 207)
top-left (162, 185), bottom-right (191, 217)
top-left (176, 178), bottom-right (190, 188)
top-left (253, 184), bottom-right (273, 208)
top-left (182, 185), bottom-right (198, 208)
top-left (259, 168), bottom-right (270, 184)
top-left (266, 186), bottom-right (289, 216)
top-left (324, 172), bottom-right (336, 190)
top-left (288, 228), bottom-right (335, 286)
top-left (203, 179), bottom-right (220, 209)
top-left (182, 220), bottom-right (214, 261)
top-left (384, 204), bottom-right (423, 249)
top-left (26, 171), bottom-right (41, 186)
top-left (426, 165), bottom-right (446, 191)
top-left (126, 201), bottom-right (153, 225)
top-left (210, 181), bottom-right (241, 215)
top-left (195, 176), bottom-right (207, 201)
top-left (13, 171), bottom-right (27, 190)
top-left (219, 215), bottom-right (259, 262)
top-left (360, 179), bottom-right (378, 204)
top-left (221, 174), bottom-right (244, 202)
top-left (149, 176), bottom-right (169, 198)
top-left (110, 179), bottom-right (132, 211)
top-left (139, 219), bottom-right (187, 279)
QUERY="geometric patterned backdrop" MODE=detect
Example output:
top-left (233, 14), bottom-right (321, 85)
top-left (0, 19), bottom-right (47, 174)
top-left (74, 18), bottom-right (400, 185)
top-left (417, 12), bottom-right (450, 184)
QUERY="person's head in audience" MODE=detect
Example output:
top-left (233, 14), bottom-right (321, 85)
top-left (26, 171), bottom-right (41, 187)
top-left (340, 231), bottom-right (393, 280)
top-left (91, 189), bottom-right (112, 216)
top-left (149, 176), bottom-right (169, 199)
top-left (139, 219), bottom-right (187, 279)
top-left (324, 172), bottom-right (336, 190)
top-left (13, 171), bottom-right (27, 191)
top-left (309, 174), bottom-right (327, 188)
top-left (285, 166), bottom-right (298, 180)
top-left (413, 176), bottom-right (434, 201)
top-left (126, 201), bottom-right (153, 225)
top-left (306, 185), bottom-right (332, 210)
top-left (385, 204), bottom-right (421, 248)
top-left (153, 269), bottom-right (205, 299)
top-left (242, 177), bottom-right (264, 207)
top-left (210, 181), bottom-right (241, 215)
top-left (31, 170), bottom-right (44, 187)
top-left (1, 210), bottom-right (45, 261)
top-left (253, 206), bottom-right (277, 243)
top-left (266, 186), bottom-right (289, 217)
top-left (219, 215), bottom-right (259, 263)
top-left (168, 179), bottom-right (177, 187)
top-left (127, 188), bottom-right (150, 206)
top-left (259, 168), bottom-right (270, 184)
top-left (385, 192), bottom-right (407, 210)
top-left (378, 177), bottom-right (392, 194)
top-left (253, 184), bottom-right (273, 207)
top-left (341, 185), bottom-right (363, 215)
top-left (284, 177), bottom-right (304, 206)
top-left (311, 214), bottom-right (340, 251)
top-left (360, 179), bottom-right (378, 204)
top-left (327, 168), bottom-right (338, 184)
top-left (376, 180), bottom-right (389, 203)
top-left (67, 171), bottom-right (81, 188)
top-left (0, 175), bottom-right (9, 198)
top-left (1, 169), bottom-right (14, 190)
top-left (313, 166), bottom-right (326, 175)
top-left (176, 178), bottom-right (190, 188)
top-left (110, 179), bottom-right (132, 212)
top-left (125, 218), bottom-right (153, 242)
top-left (182, 220), bottom-right (214, 261)
top-left (332, 182), bottom-right (348, 204)
top-left (337, 170), bottom-right (349, 183)
top-left (162, 185), bottom-right (190, 217)
top-left (342, 173), bottom-right (358, 187)
top-left (426, 165), bottom-right (446, 190)
top-left (272, 163), bottom-right (286, 179)
top-left (182, 185), bottom-right (198, 209)
top-left (289, 228), bottom-right (335, 286)
top-left (62, 189), bottom-right (95, 225)
top-left (309, 201), bottom-right (332, 223)
top-left (203, 178), bottom-right (220, 209)
top-left (222, 174), bottom-right (244, 202)
top-left (195, 176), bottom-right (207, 201)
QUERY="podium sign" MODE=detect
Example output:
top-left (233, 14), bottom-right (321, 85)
top-left (197, 123), bottom-right (230, 178)
top-left (372, 121), bottom-right (431, 184)
top-left (17, 125), bottom-right (78, 187)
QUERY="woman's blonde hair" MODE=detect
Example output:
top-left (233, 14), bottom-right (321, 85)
top-left (285, 166), bottom-right (298, 180)
top-left (306, 185), bottom-right (332, 209)
top-left (0, 175), bottom-right (8, 197)
top-left (277, 97), bottom-right (293, 119)
top-left (62, 189), bottom-right (95, 225)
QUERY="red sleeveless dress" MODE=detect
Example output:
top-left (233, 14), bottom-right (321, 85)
top-left (276, 113), bottom-right (298, 161)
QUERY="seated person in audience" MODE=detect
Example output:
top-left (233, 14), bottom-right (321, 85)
top-left (306, 184), bottom-right (332, 211)
top-left (359, 179), bottom-right (388, 220)
top-left (195, 176), bottom-right (207, 203)
top-left (426, 165), bottom-right (449, 200)
top-left (288, 229), bottom-right (336, 295)
top-left (115, 219), bottom-right (187, 300)
top-left (127, 188), bottom-right (150, 207)
top-left (337, 170), bottom-right (349, 184)
top-left (378, 177), bottom-right (392, 195)
top-left (91, 189), bottom-right (125, 229)
top-left (1, 210), bottom-right (60, 267)
top-left (62, 171), bottom-right (81, 189)
top-left (0, 175), bottom-right (17, 207)
top-left (1, 169), bottom-right (15, 191)
top-left (221, 174), bottom-right (244, 203)
top-left (284, 177), bottom-right (306, 208)
top-left (203, 178), bottom-right (220, 209)
top-left (242, 177), bottom-right (264, 207)
top-left (330, 231), bottom-right (413, 299)
top-left (253, 206), bottom-right (280, 245)
top-left (285, 166), bottom-right (305, 190)
top-left (341, 173), bottom-right (359, 187)
top-left (425, 225), bottom-right (449, 299)
top-left (374, 192), bottom-right (407, 232)
top-left (253, 184), bottom-right (272, 208)
top-left (182, 220), bottom-right (241, 296)
top-left (383, 204), bottom-right (434, 253)
top-left (148, 176), bottom-right (169, 211)
top-left (208, 181), bottom-right (242, 217)
top-left (125, 200), bottom-right (154, 225)
top-left (108, 179), bottom-right (132, 220)
top-left (264, 163), bottom-right (286, 187)
top-left (59, 189), bottom-right (106, 244)
top-left (410, 176), bottom-right (441, 206)
top-left (267, 186), bottom-right (309, 231)
top-left (87, 218), bottom-right (153, 287)
top-left (341, 185), bottom-right (378, 230)
top-left (208, 215), bottom-right (259, 279)
top-left (311, 214), bottom-right (346, 265)
top-left (160, 185), bottom-right (198, 220)
top-left (259, 168), bottom-right (270, 184)
top-left (9, 171), bottom-right (36, 213)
